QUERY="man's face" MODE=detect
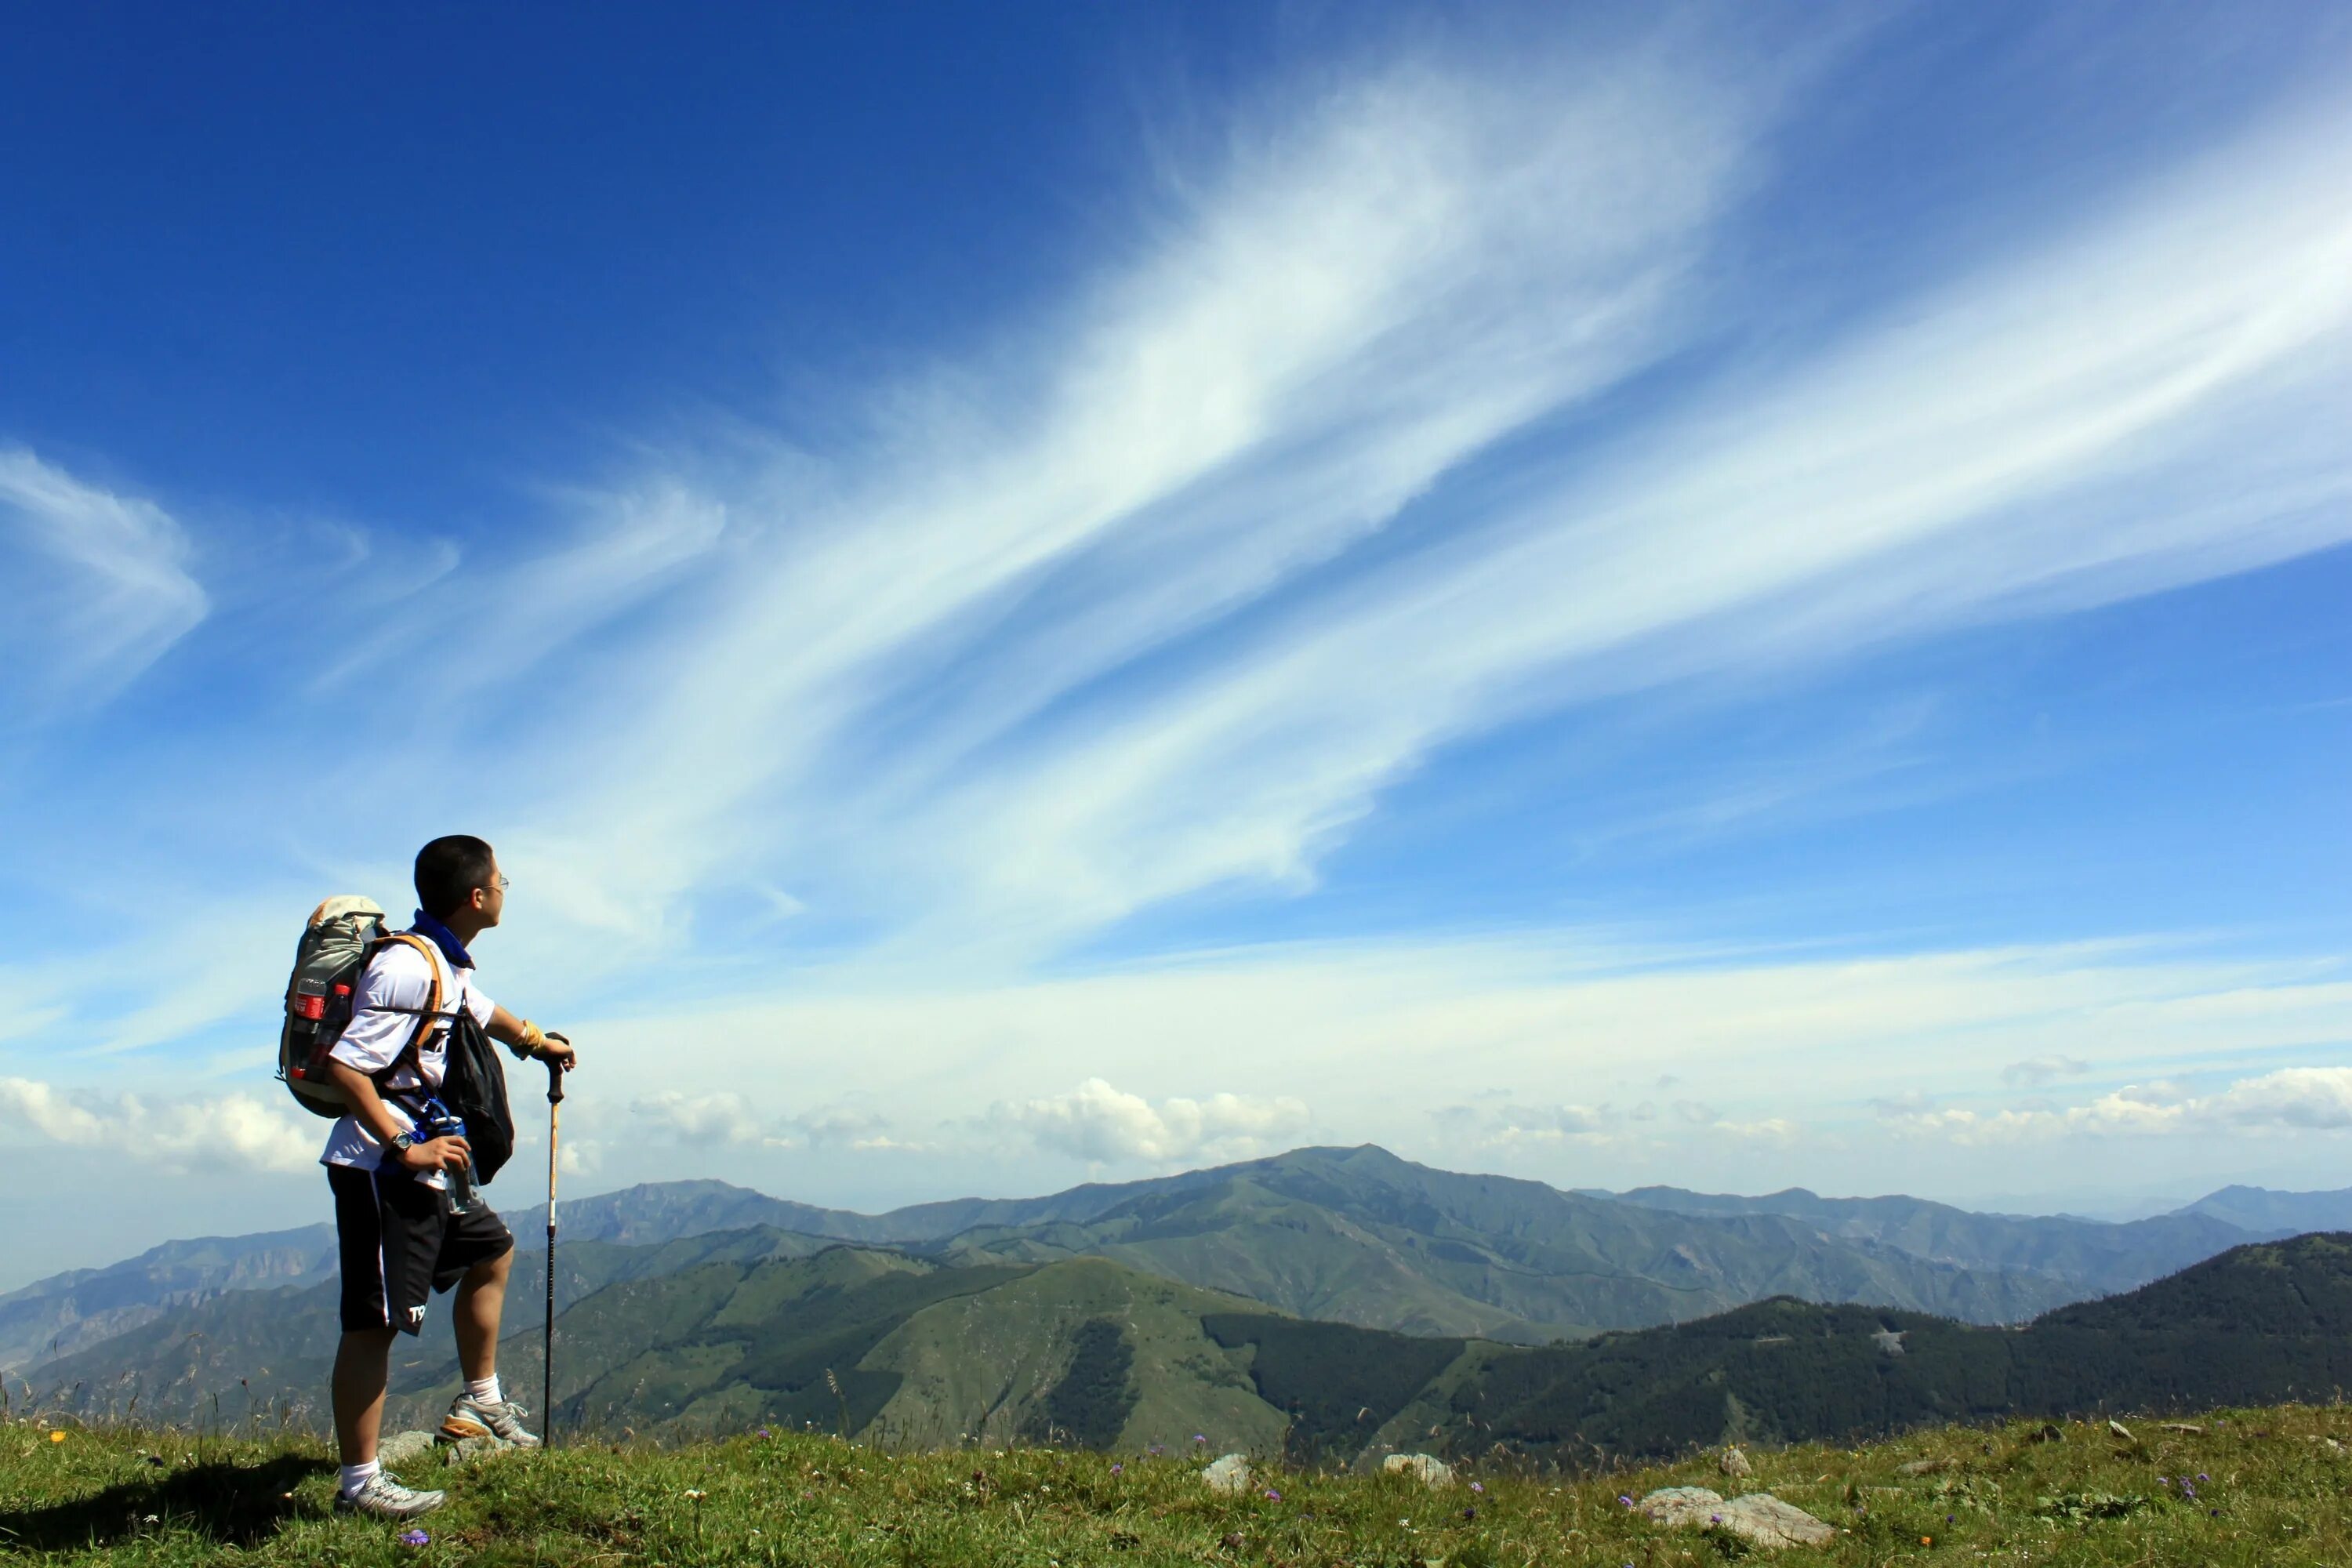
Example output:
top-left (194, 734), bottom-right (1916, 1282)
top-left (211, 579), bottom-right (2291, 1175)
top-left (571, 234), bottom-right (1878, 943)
top-left (474, 852), bottom-right (506, 929)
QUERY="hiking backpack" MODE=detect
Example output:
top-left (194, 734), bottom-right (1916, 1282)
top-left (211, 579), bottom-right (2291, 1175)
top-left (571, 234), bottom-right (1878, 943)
top-left (277, 896), bottom-right (443, 1119)
top-left (437, 1005), bottom-right (518, 1185)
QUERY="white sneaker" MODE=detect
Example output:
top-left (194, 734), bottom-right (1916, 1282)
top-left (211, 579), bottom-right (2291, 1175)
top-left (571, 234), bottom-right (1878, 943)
top-left (442, 1392), bottom-right (541, 1448)
top-left (336, 1473), bottom-right (448, 1519)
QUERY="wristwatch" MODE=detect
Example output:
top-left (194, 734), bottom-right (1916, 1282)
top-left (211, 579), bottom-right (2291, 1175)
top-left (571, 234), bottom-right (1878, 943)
top-left (390, 1131), bottom-right (417, 1152)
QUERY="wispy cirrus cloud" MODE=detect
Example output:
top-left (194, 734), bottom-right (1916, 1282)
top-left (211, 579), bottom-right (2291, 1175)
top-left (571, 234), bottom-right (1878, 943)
top-left (16, 33), bottom-right (2349, 1004)
top-left (471, 35), bottom-right (1791, 950)
top-left (0, 449), bottom-right (208, 713)
top-left (448, 69), bottom-right (2352, 973)
top-left (889, 98), bottom-right (2352, 952)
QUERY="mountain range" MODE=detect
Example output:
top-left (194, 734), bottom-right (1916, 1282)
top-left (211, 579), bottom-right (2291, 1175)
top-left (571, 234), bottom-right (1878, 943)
top-left (23, 1219), bottom-right (2351, 1467)
top-left (13, 1146), bottom-right (2351, 1459)
top-left (12, 1146), bottom-right (2346, 1375)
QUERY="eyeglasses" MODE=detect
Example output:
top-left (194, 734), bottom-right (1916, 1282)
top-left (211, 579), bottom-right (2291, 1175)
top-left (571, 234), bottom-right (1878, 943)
top-left (488, 874), bottom-right (510, 891)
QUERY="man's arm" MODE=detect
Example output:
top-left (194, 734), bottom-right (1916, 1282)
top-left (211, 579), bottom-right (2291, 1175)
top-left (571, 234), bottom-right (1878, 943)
top-left (487, 1005), bottom-right (578, 1069)
top-left (326, 1058), bottom-right (470, 1175)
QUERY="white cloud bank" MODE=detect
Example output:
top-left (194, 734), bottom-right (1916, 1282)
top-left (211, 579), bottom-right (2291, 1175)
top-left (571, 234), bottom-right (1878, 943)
top-left (1884, 1068), bottom-right (2352, 1145)
top-left (0, 1076), bottom-right (314, 1174)
top-left (993, 1077), bottom-right (1309, 1165)
top-left (630, 1090), bottom-right (898, 1151)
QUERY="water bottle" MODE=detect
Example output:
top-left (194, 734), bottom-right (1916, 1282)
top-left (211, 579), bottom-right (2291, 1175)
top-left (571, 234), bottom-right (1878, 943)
top-left (418, 1098), bottom-right (481, 1215)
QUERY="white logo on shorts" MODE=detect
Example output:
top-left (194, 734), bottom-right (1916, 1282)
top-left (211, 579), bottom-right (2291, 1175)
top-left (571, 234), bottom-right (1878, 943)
top-left (408, 1305), bottom-right (428, 1326)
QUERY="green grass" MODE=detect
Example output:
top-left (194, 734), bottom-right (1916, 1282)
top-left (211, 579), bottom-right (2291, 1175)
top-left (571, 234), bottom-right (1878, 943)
top-left (4, 1404), bottom-right (2347, 1565)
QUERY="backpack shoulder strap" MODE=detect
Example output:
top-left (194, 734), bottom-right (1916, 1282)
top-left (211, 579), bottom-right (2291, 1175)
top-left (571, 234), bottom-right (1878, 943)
top-left (365, 932), bottom-right (449, 1096)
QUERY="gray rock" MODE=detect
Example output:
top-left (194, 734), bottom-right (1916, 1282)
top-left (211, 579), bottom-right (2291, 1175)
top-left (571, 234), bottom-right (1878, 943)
top-left (442, 1435), bottom-right (503, 1466)
top-left (376, 1430), bottom-right (438, 1467)
top-left (1719, 1494), bottom-right (1836, 1549)
top-left (1200, 1453), bottom-right (1252, 1496)
top-left (1383, 1453), bottom-right (1455, 1489)
top-left (1639, 1487), bottom-right (1835, 1550)
top-left (1896, 1457), bottom-right (1951, 1476)
top-left (1637, 1486), bottom-right (1724, 1527)
top-left (1719, 1446), bottom-right (1753, 1479)
top-left (2107, 1419), bottom-right (2135, 1440)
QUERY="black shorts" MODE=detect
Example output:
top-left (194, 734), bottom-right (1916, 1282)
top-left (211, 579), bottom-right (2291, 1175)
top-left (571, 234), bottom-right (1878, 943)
top-left (328, 1163), bottom-right (514, 1335)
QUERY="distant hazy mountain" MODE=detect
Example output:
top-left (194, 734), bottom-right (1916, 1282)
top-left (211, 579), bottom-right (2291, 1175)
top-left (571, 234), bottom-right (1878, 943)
top-left (0, 1225), bottom-right (336, 1373)
top-left (2173, 1184), bottom-right (2352, 1236)
top-left (1602, 1183), bottom-right (2276, 1298)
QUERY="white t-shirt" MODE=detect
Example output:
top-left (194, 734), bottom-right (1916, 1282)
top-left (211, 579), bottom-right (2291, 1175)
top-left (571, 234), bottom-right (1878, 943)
top-left (318, 935), bottom-right (497, 1177)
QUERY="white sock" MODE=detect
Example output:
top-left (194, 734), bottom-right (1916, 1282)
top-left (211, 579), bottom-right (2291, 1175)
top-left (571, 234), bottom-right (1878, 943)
top-left (466, 1374), bottom-right (502, 1405)
top-left (339, 1460), bottom-right (379, 1497)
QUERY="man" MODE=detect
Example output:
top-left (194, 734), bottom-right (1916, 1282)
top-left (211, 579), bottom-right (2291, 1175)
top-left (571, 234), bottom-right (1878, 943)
top-left (321, 835), bottom-right (578, 1520)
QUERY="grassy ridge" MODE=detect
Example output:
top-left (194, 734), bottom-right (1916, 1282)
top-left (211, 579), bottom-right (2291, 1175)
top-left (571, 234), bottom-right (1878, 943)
top-left (5, 1405), bottom-right (2350, 1566)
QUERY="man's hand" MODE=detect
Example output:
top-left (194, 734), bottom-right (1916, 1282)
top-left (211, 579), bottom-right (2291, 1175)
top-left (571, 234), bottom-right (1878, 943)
top-left (490, 1007), bottom-right (578, 1069)
top-left (399, 1134), bottom-right (471, 1176)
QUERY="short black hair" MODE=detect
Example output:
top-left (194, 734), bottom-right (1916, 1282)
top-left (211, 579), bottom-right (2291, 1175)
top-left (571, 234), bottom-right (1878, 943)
top-left (415, 835), bottom-right (496, 919)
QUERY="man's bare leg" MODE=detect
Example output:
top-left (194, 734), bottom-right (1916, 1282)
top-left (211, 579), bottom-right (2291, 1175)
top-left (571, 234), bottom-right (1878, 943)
top-left (332, 1327), bottom-right (398, 1465)
top-left (452, 1247), bottom-right (512, 1383)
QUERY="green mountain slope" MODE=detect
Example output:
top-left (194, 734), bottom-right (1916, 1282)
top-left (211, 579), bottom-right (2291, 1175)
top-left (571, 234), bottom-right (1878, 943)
top-left (1204, 1232), bottom-right (2352, 1465)
top-left (949, 1148), bottom-right (2078, 1337)
top-left (530, 1248), bottom-right (1304, 1453)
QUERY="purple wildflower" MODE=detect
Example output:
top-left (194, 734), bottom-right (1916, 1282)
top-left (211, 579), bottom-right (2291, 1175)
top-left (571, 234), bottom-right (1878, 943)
top-left (1193, 1434), bottom-right (1207, 1443)
top-left (1711, 1514), bottom-right (1723, 1524)
top-left (1469, 1481), bottom-right (1485, 1494)
top-left (1265, 1488), bottom-right (1281, 1501)
top-left (757, 1428), bottom-right (771, 1439)
top-left (2196, 1473), bottom-right (2209, 1482)
top-left (398, 1529), bottom-right (430, 1548)
top-left (1617, 1495), bottom-right (1634, 1508)
top-left (1110, 1464), bottom-right (1123, 1475)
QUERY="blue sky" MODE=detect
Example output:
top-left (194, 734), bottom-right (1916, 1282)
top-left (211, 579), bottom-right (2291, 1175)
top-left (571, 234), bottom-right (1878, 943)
top-left (2, 2), bottom-right (2349, 1285)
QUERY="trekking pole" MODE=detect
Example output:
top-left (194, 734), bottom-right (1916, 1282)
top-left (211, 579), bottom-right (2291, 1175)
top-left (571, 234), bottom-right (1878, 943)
top-left (543, 1050), bottom-right (566, 1450)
